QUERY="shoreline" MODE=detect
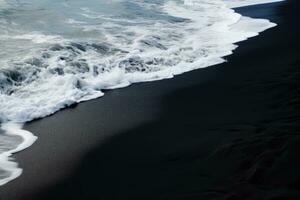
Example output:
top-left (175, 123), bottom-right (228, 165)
top-left (0, 0), bottom-right (280, 188)
top-left (2, 1), bottom-right (300, 199)
top-left (0, 123), bottom-right (37, 186)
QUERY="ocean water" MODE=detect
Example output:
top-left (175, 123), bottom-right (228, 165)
top-left (0, 0), bottom-right (283, 185)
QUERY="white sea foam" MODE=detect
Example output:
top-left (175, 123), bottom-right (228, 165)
top-left (1, 32), bottom-right (66, 44)
top-left (0, 0), bottom-right (284, 185)
top-left (0, 123), bottom-right (37, 186)
top-left (224, 0), bottom-right (285, 8)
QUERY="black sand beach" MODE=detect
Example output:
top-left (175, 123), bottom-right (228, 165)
top-left (1, 0), bottom-right (300, 199)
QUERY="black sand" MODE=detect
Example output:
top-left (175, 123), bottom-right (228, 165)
top-left (1, 1), bottom-right (300, 199)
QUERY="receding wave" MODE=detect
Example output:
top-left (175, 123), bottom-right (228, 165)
top-left (0, 0), bottom-right (284, 185)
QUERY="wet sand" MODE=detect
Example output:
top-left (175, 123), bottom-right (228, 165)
top-left (1, 1), bottom-right (300, 199)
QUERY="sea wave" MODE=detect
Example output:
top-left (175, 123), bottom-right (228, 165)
top-left (0, 0), bottom-right (284, 186)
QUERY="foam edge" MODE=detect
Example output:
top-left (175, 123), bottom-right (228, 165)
top-left (0, 123), bottom-right (37, 186)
